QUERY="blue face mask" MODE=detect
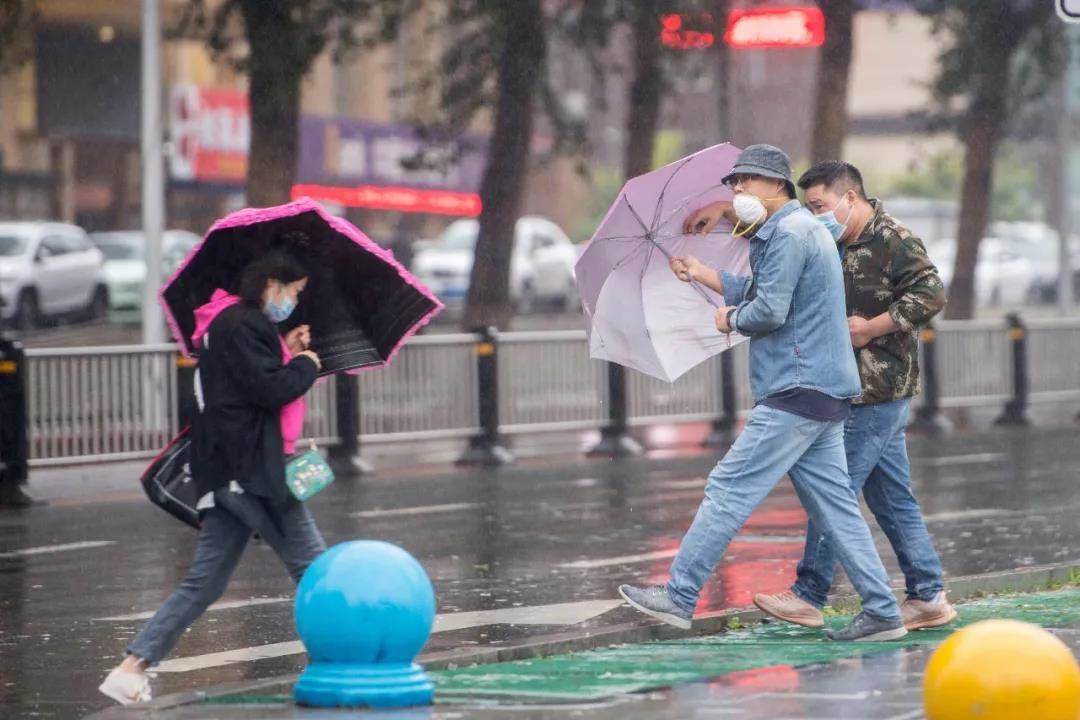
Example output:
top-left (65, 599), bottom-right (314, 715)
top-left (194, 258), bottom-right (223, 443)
top-left (814, 196), bottom-right (854, 241)
top-left (264, 292), bottom-right (296, 324)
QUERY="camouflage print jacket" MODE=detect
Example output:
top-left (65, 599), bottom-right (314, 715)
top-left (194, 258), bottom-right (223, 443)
top-left (842, 199), bottom-right (946, 405)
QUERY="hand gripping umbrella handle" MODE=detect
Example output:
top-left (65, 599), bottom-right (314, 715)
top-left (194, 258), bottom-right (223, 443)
top-left (647, 234), bottom-right (720, 309)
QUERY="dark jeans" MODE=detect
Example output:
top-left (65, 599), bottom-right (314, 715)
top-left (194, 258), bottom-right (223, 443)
top-left (127, 489), bottom-right (326, 664)
top-left (791, 398), bottom-right (945, 607)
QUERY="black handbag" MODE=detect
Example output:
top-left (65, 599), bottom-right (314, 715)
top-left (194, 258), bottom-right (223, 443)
top-left (140, 427), bottom-right (200, 529)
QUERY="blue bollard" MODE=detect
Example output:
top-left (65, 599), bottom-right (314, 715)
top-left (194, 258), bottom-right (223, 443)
top-left (293, 540), bottom-right (436, 708)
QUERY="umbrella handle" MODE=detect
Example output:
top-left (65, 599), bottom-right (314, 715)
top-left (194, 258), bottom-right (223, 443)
top-left (647, 233), bottom-right (720, 309)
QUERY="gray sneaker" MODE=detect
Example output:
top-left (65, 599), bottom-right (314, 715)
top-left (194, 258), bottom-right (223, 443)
top-left (618, 584), bottom-right (692, 630)
top-left (825, 611), bottom-right (908, 642)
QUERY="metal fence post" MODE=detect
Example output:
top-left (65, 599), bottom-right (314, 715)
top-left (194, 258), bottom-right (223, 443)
top-left (329, 372), bottom-right (374, 477)
top-left (909, 324), bottom-right (948, 434)
top-left (176, 354), bottom-right (198, 429)
top-left (995, 313), bottom-right (1030, 427)
top-left (703, 353), bottom-right (737, 447)
top-left (458, 326), bottom-right (513, 465)
top-left (0, 336), bottom-right (30, 506)
top-left (587, 362), bottom-right (643, 457)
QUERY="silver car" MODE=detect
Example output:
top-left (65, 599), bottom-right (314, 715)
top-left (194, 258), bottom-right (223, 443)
top-left (91, 230), bottom-right (201, 315)
top-left (411, 216), bottom-right (579, 318)
top-left (0, 222), bottom-right (108, 328)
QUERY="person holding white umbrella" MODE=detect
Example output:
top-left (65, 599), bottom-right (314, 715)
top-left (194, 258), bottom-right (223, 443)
top-left (618, 144), bottom-right (906, 643)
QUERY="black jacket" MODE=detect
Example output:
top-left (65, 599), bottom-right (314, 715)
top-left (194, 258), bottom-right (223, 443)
top-left (190, 304), bottom-right (318, 506)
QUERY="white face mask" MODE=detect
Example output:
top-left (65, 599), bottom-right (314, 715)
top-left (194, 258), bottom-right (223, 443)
top-left (733, 193), bottom-right (768, 226)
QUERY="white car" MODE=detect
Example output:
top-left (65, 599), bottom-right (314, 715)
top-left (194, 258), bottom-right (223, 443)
top-left (0, 222), bottom-right (108, 328)
top-left (411, 216), bottom-right (579, 316)
top-left (91, 230), bottom-right (201, 314)
top-left (931, 237), bottom-right (1035, 307)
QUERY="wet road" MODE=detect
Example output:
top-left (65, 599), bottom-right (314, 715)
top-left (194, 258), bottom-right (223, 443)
top-left (2, 426), bottom-right (1079, 718)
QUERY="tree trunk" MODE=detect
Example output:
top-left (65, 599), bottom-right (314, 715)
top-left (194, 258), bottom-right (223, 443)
top-left (241, 1), bottom-right (305, 207)
top-left (624, 1), bottom-right (664, 180)
top-left (946, 53), bottom-right (1010, 320)
top-left (462, 1), bottom-right (546, 330)
top-left (810, 0), bottom-right (856, 162)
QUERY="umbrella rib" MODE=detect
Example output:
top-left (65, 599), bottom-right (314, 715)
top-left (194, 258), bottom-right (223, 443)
top-left (591, 234), bottom-right (652, 243)
top-left (648, 156), bottom-right (696, 235)
top-left (620, 194), bottom-right (652, 236)
top-left (654, 183), bottom-right (730, 236)
top-left (634, 221), bottom-right (720, 311)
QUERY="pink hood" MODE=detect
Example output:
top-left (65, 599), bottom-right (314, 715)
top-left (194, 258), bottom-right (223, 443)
top-left (193, 289), bottom-right (306, 455)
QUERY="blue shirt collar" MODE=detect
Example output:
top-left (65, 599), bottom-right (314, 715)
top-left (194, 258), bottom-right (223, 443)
top-left (753, 199), bottom-right (801, 242)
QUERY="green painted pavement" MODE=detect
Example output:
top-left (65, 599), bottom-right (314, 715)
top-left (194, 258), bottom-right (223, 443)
top-left (430, 588), bottom-right (1080, 701)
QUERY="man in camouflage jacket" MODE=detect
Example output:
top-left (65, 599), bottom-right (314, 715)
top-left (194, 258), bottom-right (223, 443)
top-left (753, 161), bottom-right (957, 632)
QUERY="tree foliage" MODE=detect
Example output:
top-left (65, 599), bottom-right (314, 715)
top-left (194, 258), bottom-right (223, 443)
top-left (177, 0), bottom-right (411, 205)
top-left (886, 146), bottom-right (1042, 223)
top-left (0, 0), bottom-right (35, 75)
top-left (918, 0), bottom-right (1064, 317)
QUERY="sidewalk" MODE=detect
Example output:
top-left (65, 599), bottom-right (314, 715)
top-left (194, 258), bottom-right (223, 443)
top-left (4, 424), bottom-right (1080, 718)
top-left (86, 578), bottom-right (1080, 719)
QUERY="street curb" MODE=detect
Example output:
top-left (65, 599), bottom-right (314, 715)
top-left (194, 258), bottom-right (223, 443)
top-left (82, 560), bottom-right (1080, 719)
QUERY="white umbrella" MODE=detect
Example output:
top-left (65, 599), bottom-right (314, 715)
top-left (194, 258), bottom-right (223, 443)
top-left (575, 143), bottom-right (751, 382)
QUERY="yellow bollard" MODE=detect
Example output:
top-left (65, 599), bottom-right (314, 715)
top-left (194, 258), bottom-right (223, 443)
top-left (924, 619), bottom-right (1080, 720)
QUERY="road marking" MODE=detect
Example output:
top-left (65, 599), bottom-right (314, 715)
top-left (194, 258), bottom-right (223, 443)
top-left (558, 548), bottom-right (679, 569)
top-left (557, 534), bottom-right (803, 570)
top-left (655, 478), bottom-right (707, 490)
top-left (434, 599), bottom-right (624, 633)
top-left (156, 641), bottom-right (304, 673)
top-left (95, 596), bottom-right (290, 622)
top-left (0, 540), bottom-right (115, 558)
top-left (922, 452), bottom-right (1005, 467)
top-left (155, 599), bottom-right (625, 673)
top-left (923, 508), bottom-right (1014, 522)
top-left (350, 502), bottom-right (480, 519)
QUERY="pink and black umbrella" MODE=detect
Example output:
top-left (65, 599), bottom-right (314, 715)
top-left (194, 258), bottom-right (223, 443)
top-left (161, 198), bottom-right (442, 375)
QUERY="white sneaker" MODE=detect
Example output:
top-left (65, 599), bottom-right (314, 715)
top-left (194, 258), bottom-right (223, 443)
top-left (98, 666), bottom-right (153, 705)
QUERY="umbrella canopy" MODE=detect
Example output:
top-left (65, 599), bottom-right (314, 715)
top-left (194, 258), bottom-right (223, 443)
top-left (575, 143), bottom-right (751, 383)
top-left (161, 198), bottom-right (443, 375)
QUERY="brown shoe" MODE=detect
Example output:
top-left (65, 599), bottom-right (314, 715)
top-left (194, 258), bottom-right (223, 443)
top-left (901, 591), bottom-right (957, 630)
top-left (753, 591), bottom-right (825, 628)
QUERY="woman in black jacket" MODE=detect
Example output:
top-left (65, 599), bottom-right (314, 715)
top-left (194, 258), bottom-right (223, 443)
top-left (100, 251), bottom-right (325, 705)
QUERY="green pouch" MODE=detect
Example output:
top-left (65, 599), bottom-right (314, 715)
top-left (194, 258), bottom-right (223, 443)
top-left (285, 441), bottom-right (335, 501)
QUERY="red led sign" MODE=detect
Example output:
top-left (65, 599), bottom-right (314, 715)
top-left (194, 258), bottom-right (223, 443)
top-left (724, 6), bottom-right (826, 49)
top-left (291, 184), bottom-right (482, 217)
top-left (660, 13), bottom-right (716, 50)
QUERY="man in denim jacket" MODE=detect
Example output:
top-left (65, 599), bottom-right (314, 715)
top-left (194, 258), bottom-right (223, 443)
top-left (619, 145), bottom-right (906, 642)
top-left (753, 161), bottom-right (954, 632)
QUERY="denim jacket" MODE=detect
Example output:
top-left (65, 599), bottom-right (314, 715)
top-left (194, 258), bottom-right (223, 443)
top-left (720, 200), bottom-right (861, 404)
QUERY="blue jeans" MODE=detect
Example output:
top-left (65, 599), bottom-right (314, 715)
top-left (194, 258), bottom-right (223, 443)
top-left (128, 489), bottom-right (327, 665)
top-left (667, 404), bottom-right (901, 622)
top-left (791, 398), bottom-right (944, 607)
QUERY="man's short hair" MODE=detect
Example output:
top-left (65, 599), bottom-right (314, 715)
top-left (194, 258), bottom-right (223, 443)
top-left (797, 161), bottom-right (867, 200)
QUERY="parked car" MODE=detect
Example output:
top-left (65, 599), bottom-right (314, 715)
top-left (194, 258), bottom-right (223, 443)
top-left (0, 222), bottom-right (108, 328)
top-left (931, 237), bottom-right (1035, 307)
top-left (410, 216), bottom-right (579, 317)
top-left (989, 222), bottom-right (1080, 304)
top-left (90, 230), bottom-right (201, 314)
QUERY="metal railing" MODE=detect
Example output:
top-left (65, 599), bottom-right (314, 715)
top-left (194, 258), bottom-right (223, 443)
top-left (927, 319), bottom-right (1013, 408)
top-left (22, 317), bottom-right (1080, 466)
top-left (357, 333), bottom-right (480, 442)
top-left (498, 331), bottom-right (607, 434)
top-left (27, 344), bottom-right (179, 465)
top-left (1025, 317), bottom-right (1080, 403)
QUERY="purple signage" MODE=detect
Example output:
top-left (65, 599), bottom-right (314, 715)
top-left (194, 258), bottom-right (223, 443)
top-left (298, 116), bottom-right (487, 193)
